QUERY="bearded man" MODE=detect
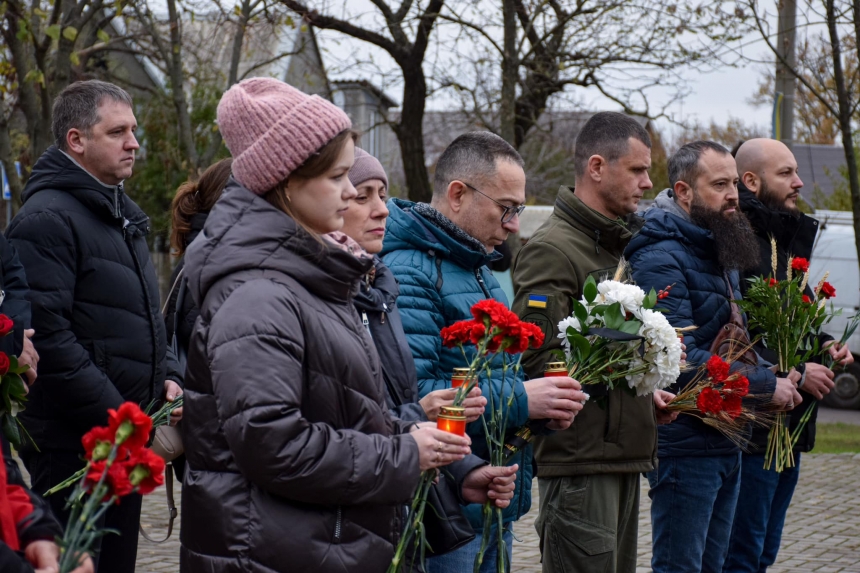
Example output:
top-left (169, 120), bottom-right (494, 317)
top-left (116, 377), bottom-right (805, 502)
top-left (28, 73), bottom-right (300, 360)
top-left (721, 139), bottom-right (854, 573)
top-left (624, 140), bottom-right (801, 573)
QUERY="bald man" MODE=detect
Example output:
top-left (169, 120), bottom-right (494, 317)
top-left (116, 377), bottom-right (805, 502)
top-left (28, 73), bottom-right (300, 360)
top-left (723, 138), bottom-right (854, 573)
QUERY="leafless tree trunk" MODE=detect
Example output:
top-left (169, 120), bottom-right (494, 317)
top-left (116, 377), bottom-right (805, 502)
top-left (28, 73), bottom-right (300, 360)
top-left (281, 0), bottom-right (445, 203)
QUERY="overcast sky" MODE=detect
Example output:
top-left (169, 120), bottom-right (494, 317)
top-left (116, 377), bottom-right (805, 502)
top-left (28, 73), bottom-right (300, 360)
top-left (314, 1), bottom-right (785, 140)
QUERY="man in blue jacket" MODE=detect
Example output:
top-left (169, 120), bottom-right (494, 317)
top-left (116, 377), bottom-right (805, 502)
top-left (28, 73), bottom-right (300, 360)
top-left (624, 140), bottom-right (801, 573)
top-left (381, 131), bottom-right (586, 572)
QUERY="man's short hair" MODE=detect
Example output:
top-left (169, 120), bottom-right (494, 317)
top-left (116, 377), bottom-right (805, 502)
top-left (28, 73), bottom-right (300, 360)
top-left (52, 80), bottom-right (134, 151)
top-left (573, 112), bottom-right (651, 178)
top-left (433, 131), bottom-right (524, 197)
top-left (668, 140), bottom-right (730, 189)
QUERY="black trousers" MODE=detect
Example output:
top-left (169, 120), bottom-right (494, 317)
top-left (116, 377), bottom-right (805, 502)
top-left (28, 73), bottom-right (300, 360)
top-left (22, 449), bottom-right (143, 573)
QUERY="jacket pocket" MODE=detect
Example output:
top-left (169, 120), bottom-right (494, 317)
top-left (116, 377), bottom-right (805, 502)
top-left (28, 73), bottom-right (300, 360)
top-left (604, 390), bottom-right (622, 443)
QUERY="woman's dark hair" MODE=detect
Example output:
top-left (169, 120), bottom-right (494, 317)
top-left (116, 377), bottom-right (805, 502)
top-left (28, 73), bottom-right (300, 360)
top-left (264, 129), bottom-right (359, 228)
top-left (170, 158), bottom-right (233, 256)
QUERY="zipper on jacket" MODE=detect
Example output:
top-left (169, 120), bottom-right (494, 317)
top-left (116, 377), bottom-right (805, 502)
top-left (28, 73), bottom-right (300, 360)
top-left (381, 303), bottom-right (387, 324)
top-left (361, 312), bottom-right (371, 336)
top-left (475, 269), bottom-right (492, 298)
top-left (125, 223), bottom-right (159, 407)
top-left (334, 506), bottom-right (342, 543)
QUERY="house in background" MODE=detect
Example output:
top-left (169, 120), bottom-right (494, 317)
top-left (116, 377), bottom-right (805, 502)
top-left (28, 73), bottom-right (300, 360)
top-left (793, 143), bottom-right (847, 202)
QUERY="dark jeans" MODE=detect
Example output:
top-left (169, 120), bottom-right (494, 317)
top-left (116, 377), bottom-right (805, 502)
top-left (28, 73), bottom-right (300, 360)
top-left (22, 450), bottom-right (143, 573)
top-left (534, 473), bottom-right (640, 573)
top-left (426, 523), bottom-right (513, 573)
top-left (723, 453), bottom-right (801, 573)
top-left (647, 453), bottom-right (742, 573)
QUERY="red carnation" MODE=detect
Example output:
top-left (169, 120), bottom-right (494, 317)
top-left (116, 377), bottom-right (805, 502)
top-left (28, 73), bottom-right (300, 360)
top-left (85, 460), bottom-right (134, 502)
top-left (471, 300), bottom-right (519, 330)
top-left (107, 402), bottom-right (152, 450)
top-left (468, 322), bottom-right (487, 345)
top-left (802, 294), bottom-right (812, 304)
top-left (767, 278), bottom-right (778, 288)
top-left (819, 281), bottom-right (836, 299)
top-left (0, 352), bottom-right (9, 377)
top-left (0, 315), bottom-right (13, 337)
top-left (125, 449), bottom-right (166, 495)
top-left (791, 258), bottom-right (810, 273)
top-left (723, 375), bottom-right (750, 398)
top-left (723, 395), bottom-right (743, 420)
top-left (441, 320), bottom-right (477, 348)
top-left (82, 426), bottom-right (116, 462)
top-left (706, 355), bottom-right (730, 382)
top-left (696, 387), bottom-right (724, 415)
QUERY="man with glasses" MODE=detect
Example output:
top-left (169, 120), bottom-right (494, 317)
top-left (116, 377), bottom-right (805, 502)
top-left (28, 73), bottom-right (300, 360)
top-left (382, 131), bottom-right (585, 573)
top-left (512, 112), bottom-right (675, 573)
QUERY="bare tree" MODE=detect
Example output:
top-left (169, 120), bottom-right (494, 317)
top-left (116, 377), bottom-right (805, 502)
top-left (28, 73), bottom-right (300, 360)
top-left (280, 0), bottom-right (444, 203)
top-left (437, 0), bottom-right (751, 149)
top-left (746, 0), bottom-right (860, 274)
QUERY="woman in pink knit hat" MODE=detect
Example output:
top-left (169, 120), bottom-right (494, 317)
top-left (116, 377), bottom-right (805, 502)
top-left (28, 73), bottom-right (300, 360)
top-left (178, 78), bottom-right (472, 573)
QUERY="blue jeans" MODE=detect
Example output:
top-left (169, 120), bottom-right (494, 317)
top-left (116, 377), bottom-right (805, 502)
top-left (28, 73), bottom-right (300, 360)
top-left (722, 453), bottom-right (801, 573)
top-left (426, 524), bottom-right (513, 573)
top-left (647, 453), bottom-right (742, 573)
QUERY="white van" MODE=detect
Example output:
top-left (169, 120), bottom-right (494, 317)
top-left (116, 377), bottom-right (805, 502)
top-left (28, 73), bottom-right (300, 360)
top-left (809, 210), bottom-right (860, 409)
top-left (514, 205), bottom-right (860, 409)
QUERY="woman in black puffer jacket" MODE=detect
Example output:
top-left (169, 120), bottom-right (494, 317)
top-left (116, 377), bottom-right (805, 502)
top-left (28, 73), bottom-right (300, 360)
top-left (179, 78), bottom-right (472, 573)
top-left (343, 148), bottom-right (519, 566)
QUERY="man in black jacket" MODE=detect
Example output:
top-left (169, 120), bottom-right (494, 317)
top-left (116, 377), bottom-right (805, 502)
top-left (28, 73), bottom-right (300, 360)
top-left (724, 138), bottom-right (853, 573)
top-left (7, 80), bottom-right (183, 572)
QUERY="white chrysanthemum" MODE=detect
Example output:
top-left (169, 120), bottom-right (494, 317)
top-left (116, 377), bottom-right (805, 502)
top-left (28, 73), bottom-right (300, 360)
top-left (597, 281), bottom-right (646, 314)
top-left (626, 308), bottom-right (683, 396)
top-left (557, 315), bottom-right (582, 352)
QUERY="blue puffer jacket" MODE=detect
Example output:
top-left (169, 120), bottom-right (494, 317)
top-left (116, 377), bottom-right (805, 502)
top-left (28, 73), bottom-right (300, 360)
top-left (623, 194), bottom-right (777, 458)
top-left (381, 198), bottom-right (532, 529)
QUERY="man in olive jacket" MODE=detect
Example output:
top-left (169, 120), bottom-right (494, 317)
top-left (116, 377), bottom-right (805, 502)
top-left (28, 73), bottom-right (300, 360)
top-left (512, 112), bottom-right (677, 573)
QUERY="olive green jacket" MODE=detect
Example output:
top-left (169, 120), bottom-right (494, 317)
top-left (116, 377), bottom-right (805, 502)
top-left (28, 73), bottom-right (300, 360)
top-left (511, 186), bottom-right (657, 477)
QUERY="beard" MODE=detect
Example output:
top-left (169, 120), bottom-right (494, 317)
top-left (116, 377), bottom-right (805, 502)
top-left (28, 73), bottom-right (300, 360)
top-left (758, 178), bottom-right (800, 215)
top-left (690, 193), bottom-right (761, 272)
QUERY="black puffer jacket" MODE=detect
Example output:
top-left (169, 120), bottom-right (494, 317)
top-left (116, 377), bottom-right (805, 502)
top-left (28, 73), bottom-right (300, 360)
top-left (0, 235), bottom-right (30, 358)
top-left (180, 181), bottom-right (421, 573)
top-left (739, 185), bottom-right (831, 453)
top-left (7, 147), bottom-right (169, 452)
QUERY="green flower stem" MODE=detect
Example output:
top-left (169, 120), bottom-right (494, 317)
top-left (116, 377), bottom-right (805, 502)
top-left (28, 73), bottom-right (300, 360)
top-left (387, 470), bottom-right (435, 573)
top-left (473, 501), bottom-right (493, 573)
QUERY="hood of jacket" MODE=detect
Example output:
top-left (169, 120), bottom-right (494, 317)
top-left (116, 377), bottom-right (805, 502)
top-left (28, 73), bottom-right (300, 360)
top-left (738, 184), bottom-right (818, 260)
top-left (22, 146), bottom-right (147, 224)
top-left (554, 186), bottom-right (642, 254)
top-left (629, 192), bottom-right (717, 262)
top-left (185, 178), bottom-right (373, 309)
top-left (380, 198), bottom-right (501, 270)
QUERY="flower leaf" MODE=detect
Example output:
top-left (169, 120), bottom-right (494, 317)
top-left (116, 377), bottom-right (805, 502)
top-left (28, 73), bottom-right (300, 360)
top-left (583, 276), bottom-right (598, 304)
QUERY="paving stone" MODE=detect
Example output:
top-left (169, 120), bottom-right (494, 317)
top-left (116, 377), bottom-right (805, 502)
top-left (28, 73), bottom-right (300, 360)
top-left (122, 453), bottom-right (860, 571)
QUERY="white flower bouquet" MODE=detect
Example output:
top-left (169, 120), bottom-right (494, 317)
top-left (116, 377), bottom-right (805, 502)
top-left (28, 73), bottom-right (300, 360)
top-left (555, 274), bottom-right (683, 397)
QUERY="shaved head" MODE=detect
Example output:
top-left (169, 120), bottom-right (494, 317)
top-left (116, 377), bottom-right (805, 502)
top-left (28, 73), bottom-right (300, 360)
top-left (735, 138), bottom-right (803, 213)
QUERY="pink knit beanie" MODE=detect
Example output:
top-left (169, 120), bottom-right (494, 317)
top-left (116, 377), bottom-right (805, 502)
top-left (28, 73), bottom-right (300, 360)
top-left (217, 78), bottom-right (352, 195)
top-left (349, 148), bottom-right (388, 189)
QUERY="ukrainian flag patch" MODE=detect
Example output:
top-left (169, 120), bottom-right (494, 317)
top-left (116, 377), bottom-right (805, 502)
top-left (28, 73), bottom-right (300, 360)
top-left (528, 294), bottom-right (548, 309)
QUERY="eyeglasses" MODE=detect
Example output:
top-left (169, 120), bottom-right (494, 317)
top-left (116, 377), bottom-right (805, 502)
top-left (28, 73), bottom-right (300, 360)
top-left (461, 181), bottom-right (526, 224)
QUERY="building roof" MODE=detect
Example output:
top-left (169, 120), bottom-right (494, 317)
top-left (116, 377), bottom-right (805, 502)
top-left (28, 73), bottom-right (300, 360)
top-left (794, 143), bottom-right (847, 200)
top-left (331, 80), bottom-right (396, 109)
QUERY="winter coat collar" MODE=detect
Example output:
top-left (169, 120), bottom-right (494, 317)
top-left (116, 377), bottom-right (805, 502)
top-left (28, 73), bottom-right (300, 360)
top-left (23, 146), bottom-right (146, 224)
top-left (353, 257), bottom-right (399, 314)
top-left (554, 186), bottom-right (642, 254)
top-left (381, 198), bottom-right (501, 270)
top-left (738, 184), bottom-right (819, 260)
top-left (185, 178), bottom-right (373, 307)
top-left (633, 192), bottom-right (717, 261)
